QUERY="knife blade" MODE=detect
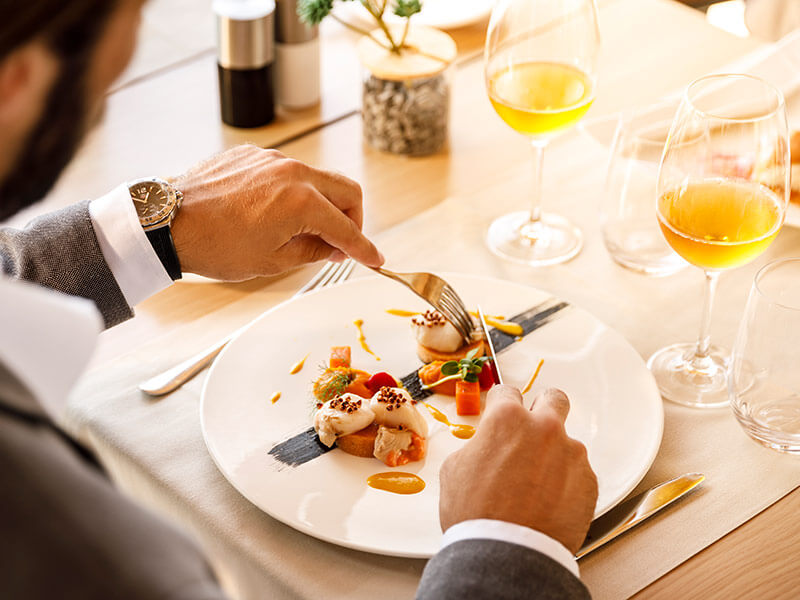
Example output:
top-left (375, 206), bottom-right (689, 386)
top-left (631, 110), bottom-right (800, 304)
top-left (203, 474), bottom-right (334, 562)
top-left (576, 473), bottom-right (705, 558)
top-left (476, 305), bottom-right (503, 384)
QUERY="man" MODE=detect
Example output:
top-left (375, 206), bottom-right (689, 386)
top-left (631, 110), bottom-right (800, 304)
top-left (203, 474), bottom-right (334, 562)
top-left (0, 1), bottom-right (598, 598)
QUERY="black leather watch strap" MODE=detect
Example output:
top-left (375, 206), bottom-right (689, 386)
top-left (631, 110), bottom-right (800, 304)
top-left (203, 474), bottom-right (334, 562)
top-left (145, 226), bottom-right (182, 281)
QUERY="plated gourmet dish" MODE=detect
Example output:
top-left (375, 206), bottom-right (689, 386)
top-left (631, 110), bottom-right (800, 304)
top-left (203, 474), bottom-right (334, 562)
top-left (309, 309), bottom-right (508, 470)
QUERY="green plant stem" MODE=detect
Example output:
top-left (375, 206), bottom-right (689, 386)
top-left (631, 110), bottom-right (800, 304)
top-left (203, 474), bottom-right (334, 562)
top-left (399, 17), bottom-right (410, 48)
top-left (421, 373), bottom-right (463, 390)
top-left (329, 13), bottom-right (393, 51)
top-left (360, 0), bottom-right (401, 52)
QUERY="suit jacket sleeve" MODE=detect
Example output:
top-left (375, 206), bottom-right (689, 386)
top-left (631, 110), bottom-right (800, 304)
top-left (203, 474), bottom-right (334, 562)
top-left (416, 539), bottom-right (592, 600)
top-left (0, 201), bottom-right (133, 328)
top-left (0, 364), bottom-right (229, 600)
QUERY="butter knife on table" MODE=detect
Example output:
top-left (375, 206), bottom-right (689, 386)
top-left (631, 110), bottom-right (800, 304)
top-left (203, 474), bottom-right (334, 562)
top-left (576, 473), bottom-right (705, 558)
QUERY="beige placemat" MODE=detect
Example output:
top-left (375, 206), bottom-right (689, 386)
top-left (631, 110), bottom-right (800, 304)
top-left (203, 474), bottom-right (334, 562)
top-left (67, 126), bottom-right (800, 599)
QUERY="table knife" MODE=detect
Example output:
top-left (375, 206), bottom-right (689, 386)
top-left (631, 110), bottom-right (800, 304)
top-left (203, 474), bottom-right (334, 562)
top-left (476, 305), bottom-right (503, 384)
top-left (576, 473), bottom-right (705, 558)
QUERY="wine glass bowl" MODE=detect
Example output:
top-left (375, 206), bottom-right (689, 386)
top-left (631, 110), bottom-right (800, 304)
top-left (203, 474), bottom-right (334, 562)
top-left (484, 0), bottom-right (600, 266)
top-left (648, 74), bottom-right (789, 408)
top-left (731, 258), bottom-right (800, 454)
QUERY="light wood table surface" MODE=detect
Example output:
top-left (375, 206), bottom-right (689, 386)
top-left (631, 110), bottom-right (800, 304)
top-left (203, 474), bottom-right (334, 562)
top-left (42, 0), bottom-right (800, 597)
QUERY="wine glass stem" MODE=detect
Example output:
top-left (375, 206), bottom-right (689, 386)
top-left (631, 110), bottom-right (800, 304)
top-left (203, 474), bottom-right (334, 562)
top-left (693, 270), bottom-right (720, 366)
top-left (529, 140), bottom-right (547, 225)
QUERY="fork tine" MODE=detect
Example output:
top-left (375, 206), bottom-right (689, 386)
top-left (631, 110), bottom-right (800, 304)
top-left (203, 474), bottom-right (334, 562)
top-left (294, 261), bottom-right (337, 297)
top-left (439, 290), bottom-right (473, 334)
top-left (443, 284), bottom-right (471, 319)
top-left (437, 297), bottom-right (472, 343)
top-left (319, 260), bottom-right (347, 288)
top-left (334, 258), bottom-right (356, 283)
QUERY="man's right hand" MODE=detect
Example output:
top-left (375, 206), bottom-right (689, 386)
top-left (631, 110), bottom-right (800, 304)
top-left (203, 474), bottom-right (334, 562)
top-left (439, 385), bottom-right (598, 555)
top-left (169, 145), bottom-right (384, 281)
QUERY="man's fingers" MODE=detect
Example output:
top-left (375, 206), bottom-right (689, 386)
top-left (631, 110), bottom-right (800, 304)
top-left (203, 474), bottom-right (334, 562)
top-left (298, 189), bottom-right (384, 267)
top-left (529, 387), bottom-right (570, 423)
top-left (486, 384), bottom-right (524, 407)
top-left (304, 167), bottom-right (364, 229)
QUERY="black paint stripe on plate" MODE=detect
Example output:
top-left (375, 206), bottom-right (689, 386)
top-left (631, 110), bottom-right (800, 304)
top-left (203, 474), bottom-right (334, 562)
top-left (266, 297), bottom-right (570, 466)
top-left (267, 427), bottom-right (332, 467)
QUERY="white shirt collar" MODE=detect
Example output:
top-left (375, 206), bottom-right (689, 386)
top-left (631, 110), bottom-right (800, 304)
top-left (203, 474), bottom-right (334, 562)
top-left (0, 276), bottom-right (102, 420)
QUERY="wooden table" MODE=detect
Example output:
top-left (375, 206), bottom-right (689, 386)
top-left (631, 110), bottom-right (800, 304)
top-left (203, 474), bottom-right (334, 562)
top-left (41, 0), bottom-right (799, 597)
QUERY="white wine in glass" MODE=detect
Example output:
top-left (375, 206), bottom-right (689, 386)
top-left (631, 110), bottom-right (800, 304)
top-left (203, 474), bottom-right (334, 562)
top-left (484, 0), bottom-right (600, 266)
top-left (649, 74), bottom-right (789, 408)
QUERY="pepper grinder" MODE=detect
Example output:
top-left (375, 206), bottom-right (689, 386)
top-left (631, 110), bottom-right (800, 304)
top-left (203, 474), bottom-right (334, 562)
top-left (275, 0), bottom-right (320, 109)
top-left (214, 0), bottom-right (276, 128)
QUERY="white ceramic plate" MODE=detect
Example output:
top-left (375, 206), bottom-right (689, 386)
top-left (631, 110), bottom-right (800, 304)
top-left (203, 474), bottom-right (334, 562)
top-left (333, 0), bottom-right (495, 31)
top-left (201, 274), bottom-right (663, 558)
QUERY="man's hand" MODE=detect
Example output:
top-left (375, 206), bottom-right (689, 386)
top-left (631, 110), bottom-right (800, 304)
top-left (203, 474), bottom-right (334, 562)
top-left (169, 145), bottom-right (384, 280)
top-left (439, 385), bottom-right (598, 555)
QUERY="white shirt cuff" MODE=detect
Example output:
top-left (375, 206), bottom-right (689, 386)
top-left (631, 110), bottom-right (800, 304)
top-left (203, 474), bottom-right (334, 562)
top-left (441, 519), bottom-right (580, 579)
top-left (88, 184), bottom-right (173, 306)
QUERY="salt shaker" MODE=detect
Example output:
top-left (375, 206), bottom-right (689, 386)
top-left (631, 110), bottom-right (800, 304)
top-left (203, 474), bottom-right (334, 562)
top-left (214, 0), bottom-right (276, 128)
top-left (275, 0), bottom-right (320, 109)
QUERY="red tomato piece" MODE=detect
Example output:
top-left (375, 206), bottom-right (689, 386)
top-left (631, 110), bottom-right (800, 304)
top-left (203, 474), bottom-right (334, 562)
top-left (366, 371), bottom-right (398, 394)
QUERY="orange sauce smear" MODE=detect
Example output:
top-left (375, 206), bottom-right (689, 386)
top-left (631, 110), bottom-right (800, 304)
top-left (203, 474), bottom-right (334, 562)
top-left (367, 472), bottom-right (426, 494)
top-left (289, 353), bottom-right (309, 375)
top-left (521, 359), bottom-right (545, 394)
top-left (386, 309), bottom-right (420, 317)
top-left (269, 391), bottom-right (281, 404)
top-left (353, 319), bottom-right (381, 361)
top-left (423, 403), bottom-right (476, 439)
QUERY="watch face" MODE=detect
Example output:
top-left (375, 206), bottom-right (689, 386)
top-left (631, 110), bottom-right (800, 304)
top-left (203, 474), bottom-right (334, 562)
top-left (131, 180), bottom-right (175, 226)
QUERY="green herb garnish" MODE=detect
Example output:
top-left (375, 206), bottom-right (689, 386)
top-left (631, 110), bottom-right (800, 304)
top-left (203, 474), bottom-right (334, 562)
top-left (422, 348), bottom-right (490, 389)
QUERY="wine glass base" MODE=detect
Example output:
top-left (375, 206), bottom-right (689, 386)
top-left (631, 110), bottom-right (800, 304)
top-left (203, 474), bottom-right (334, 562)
top-left (487, 211), bottom-right (583, 267)
top-left (647, 343), bottom-right (730, 408)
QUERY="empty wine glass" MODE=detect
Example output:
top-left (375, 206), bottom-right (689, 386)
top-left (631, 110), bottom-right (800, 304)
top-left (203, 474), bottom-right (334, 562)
top-left (730, 258), bottom-right (800, 454)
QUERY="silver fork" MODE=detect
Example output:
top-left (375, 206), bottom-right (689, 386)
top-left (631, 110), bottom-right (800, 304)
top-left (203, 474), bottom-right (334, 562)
top-left (369, 267), bottom-right (474, 343)
top-left (139, 259), bottom-right (356, 396)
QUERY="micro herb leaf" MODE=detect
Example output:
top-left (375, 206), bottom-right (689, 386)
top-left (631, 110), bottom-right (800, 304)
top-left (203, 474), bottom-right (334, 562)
top-left (464, 373), bottom-right (479, 383)
top-left (393, 0), bottom-right (422, 18)
top-left (441, 361), bottom-right (459, 376)
top-left (465, 347), bottom-right (479, 360)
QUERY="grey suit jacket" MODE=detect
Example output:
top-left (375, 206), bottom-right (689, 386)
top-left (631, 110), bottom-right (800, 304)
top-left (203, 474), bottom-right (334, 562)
top-left (417, 539), bottom-right (591, 599)
top-left (1, 202), bottom-right (590, 599)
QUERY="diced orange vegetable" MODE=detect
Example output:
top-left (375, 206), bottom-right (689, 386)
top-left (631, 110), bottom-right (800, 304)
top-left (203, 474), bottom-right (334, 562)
top-left (455, 380), bottom-right (481, 416)
top-left (345, 369), bottom-right (372, 398)
top-left (418, 362), bottom-right (457, 396)
top-left (330, 346), bottom-right (351, 368)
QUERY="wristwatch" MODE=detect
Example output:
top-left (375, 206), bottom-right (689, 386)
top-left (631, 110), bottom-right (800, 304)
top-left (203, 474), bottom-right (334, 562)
top-left (128, 177), bottom-right (183, 280)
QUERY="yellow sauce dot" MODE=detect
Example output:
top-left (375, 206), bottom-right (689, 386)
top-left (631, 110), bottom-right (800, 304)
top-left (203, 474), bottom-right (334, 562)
top-left (423, 403), bottom-right (476, 439)
top-left (289, 353), bottom-right (309, 375)
top-left (367, 472), bottom-right (426, 494)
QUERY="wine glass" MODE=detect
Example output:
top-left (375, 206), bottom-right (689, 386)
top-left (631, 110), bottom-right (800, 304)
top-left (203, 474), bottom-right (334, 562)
top-left (730, 258), bottom-right (800, 453)
top-left (484, 0), bottom-right (600, 266)
top-left (649, 74), bottom-right (789, 408)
